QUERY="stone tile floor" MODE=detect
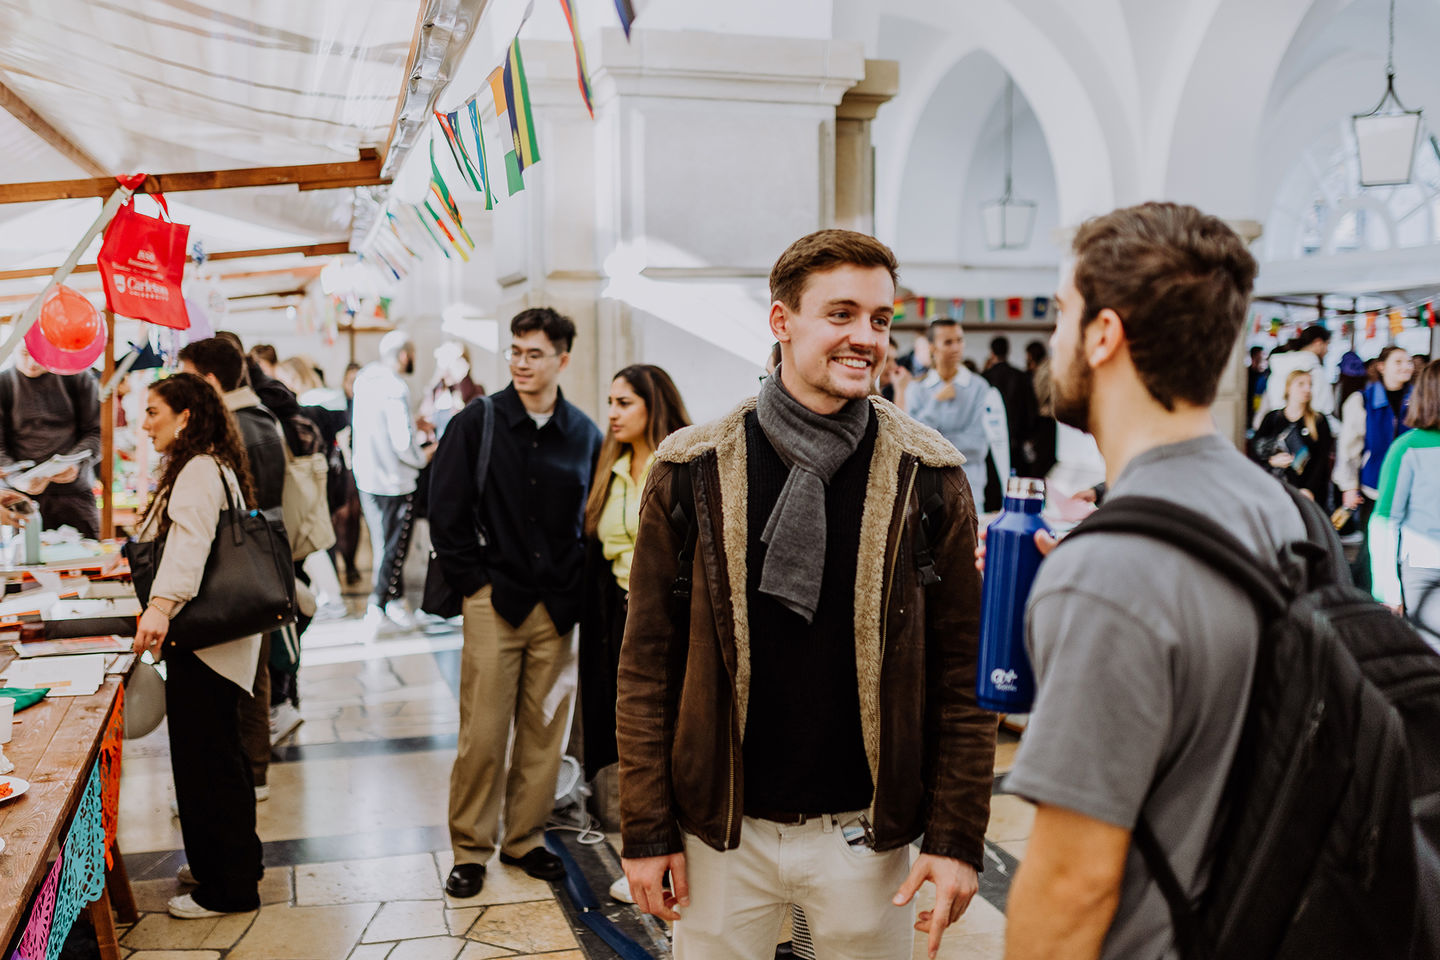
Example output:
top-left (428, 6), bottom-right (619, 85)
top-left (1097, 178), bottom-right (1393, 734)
top-left (113, 561), bottom-right (1033, 960)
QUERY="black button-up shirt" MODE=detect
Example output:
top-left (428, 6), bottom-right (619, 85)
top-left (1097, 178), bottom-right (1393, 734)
top-left (429, 385), bottom-right (602, 633)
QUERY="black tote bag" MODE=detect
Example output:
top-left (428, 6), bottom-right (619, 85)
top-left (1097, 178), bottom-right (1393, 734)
top-left (125, 467), bottom-right (297, 652)
top-left (421, 396), bottom-right (493, 618)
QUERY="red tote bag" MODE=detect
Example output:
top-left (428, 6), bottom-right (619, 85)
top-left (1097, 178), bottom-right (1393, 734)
top-left (98, 192), bottom-right (191, 329)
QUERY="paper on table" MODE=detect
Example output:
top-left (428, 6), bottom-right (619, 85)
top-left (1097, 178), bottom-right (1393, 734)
top-left (13, 635), bottom-right (133, 658)
top-left (1, 653), bottom-right (105, 695)
top-left (0, 591), bottom-right (59, 621)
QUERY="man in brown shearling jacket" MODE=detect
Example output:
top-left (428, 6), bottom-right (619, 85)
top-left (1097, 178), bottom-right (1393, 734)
top-left (616, 229), bottom-right (997, 960)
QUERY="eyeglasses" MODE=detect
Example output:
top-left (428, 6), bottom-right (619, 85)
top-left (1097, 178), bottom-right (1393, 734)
top-left (504, 347), bottom-right (559, 365)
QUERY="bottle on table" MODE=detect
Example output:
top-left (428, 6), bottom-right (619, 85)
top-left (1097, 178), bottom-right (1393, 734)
top-left (976, 477), bottom-right (1050, 713)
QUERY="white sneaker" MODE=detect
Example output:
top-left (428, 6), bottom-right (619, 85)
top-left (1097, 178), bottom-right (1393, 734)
top-left (383, 600), bottom-right (415, 630)
top-left (312, 601), bottom-right (349, 622)
top-left (608, 875), bottom-right (635, 904)
top-left (167, 893), bottom-right (227, 919)
top-left (255, 784), bottom-right (271, 802)
top-left (177, 863), bottom-right (196, 885)
top-left (269, 703), bottom-right (304, 745)
top-left (363, 604), bottom-right (389, 638)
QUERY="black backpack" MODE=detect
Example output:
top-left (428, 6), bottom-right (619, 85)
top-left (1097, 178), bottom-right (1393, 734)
top-left (1063, 491), bottom-right (1440, 960)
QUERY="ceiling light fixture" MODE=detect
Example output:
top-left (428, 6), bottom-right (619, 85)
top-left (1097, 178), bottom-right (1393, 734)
top-left (981, 78), bottom-right (1036, 250)
top-left (1351, 0), bottom-right (1424, 187)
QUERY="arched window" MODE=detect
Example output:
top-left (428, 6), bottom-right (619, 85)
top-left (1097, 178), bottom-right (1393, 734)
top-left (1265, 121), bottom-right (1440, 260)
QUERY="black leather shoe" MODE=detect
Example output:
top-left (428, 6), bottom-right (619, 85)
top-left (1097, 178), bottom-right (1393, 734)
top-left (444, 863), bottom-right (486, 898)
top-left (499, 847), bottom-right (567, 881)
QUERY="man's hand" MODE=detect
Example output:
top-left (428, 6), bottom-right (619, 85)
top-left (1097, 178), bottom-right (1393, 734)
top-left (975, 526), bottom-right (1060, 573)
top-left (893, 854), bottom-right (978, 959)
top-left (935, 381), bottom-right (957, 403)
top-left (0, 489), bottom-right (33, 526)
top-left (50, 464), bottom-right (79, 485)
top-left (622, 852), bottom-right (689, 921)
top-left (1267, 452), bottom-right (1294, 470)
top-left (1343, 489), bottom-right (1364, 510)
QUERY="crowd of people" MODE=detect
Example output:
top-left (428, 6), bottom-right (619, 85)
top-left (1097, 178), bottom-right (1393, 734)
top-left (1, 201), bottom-right (1434, 957)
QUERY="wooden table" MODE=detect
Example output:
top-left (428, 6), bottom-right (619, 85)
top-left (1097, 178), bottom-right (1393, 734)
top-left (0, 658), bottom-right (137, 960)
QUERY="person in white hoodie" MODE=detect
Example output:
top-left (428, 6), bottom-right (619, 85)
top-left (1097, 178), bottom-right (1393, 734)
top-left (351, 331), bottom-right (429, 630)
top-left (1259, 325), bottom-right (1332, 420)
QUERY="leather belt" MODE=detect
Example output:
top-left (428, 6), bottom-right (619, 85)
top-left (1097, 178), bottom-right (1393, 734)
top-left (749, 810), bottom-right (830, 825)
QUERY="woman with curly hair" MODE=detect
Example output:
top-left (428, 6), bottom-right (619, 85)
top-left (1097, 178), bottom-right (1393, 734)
top-left (132, 373), bottom-right (265, 919)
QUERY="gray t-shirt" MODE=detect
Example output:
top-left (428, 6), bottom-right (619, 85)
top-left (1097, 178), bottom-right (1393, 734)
top-left (1005, 434), bottom-right (1307, 960)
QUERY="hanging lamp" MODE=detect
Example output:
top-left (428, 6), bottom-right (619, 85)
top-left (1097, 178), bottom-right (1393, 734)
top-left (1351, 0), bottom-right (1424, 187)
top-left (982, 78), bottom-right (1036, 250)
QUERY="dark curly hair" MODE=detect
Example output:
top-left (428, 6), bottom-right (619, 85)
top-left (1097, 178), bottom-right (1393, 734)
top-left (141, 373), bottom-right (257, 538)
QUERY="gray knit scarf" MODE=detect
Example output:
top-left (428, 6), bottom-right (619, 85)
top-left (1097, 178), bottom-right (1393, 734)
top-left (755, 367), bottom-right (870, 623)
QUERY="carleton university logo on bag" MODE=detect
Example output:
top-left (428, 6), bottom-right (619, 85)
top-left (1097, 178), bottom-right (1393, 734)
top-left (111, 273), bottom-right (173, 303)
top-left (990, 668), bottom-right (1019, 692)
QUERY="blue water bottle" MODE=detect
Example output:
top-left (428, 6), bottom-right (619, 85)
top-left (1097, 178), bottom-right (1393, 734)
top-left (976, 477), bottom-right (1050, 713)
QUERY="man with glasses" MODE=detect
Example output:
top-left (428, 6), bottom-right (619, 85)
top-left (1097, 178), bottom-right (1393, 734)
top-left (430, 307), bottom-right (602, 896)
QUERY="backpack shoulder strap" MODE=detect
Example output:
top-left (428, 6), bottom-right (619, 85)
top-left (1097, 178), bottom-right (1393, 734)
top-left (1062, 496), bottom-right (1289, 617)
top-left (912, 466), bottom-right (944, 587)
top-left (668, 462), bottom-right (698, 607)
top-left (473, 396), bottom-right (494, 505)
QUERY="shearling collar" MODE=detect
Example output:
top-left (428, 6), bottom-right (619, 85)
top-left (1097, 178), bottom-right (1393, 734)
top-left (655, 395), bottom-right (965, 469)
top-left (654, 393), bottom-right (964, 789)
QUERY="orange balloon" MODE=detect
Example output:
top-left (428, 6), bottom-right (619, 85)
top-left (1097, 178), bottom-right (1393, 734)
top-left (39, 285), bottom-right (102, 351)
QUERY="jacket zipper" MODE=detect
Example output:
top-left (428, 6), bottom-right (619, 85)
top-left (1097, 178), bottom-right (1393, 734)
top-left (725, 703), bottom-right (737, 847)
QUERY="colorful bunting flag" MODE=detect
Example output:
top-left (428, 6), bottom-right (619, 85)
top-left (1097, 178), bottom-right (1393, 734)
top-left (1032, 297), bottom-right (1049, 319)
top-left (423, 200), bottom-right (470, 262)
top-left (893, 300), bottom-right (907, 324)
top-left (488, 38), bottom-right (541, 197)
top-left (949, 298), bottom-right (965, 320)
top-left (557, 0), bottom-right (595, 118)
top-left (1389, 309), bottom-right (1404, 337)
top-left (1006, 297), bottom-right (1023, 319)
top-left (429, 142), bottom-right (476, 250)
top-left (614, 0), bottom-right (636, 37)
top-left (465, 99), bottom-right (496, 209)
top-left (1425, 302), bottom-right (1437, 327)
top-left (1365, 311), bottom-right (1378, 339)
top-left (434, 111), bottom-right (484, 195)
top-left (980, 299), bottom-right (995, 323)
top-left (410, 203), bottom-right (452, 259)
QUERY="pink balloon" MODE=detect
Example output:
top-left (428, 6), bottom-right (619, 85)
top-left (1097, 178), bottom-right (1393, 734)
top-left (24, 311), bottom-right (107, 375)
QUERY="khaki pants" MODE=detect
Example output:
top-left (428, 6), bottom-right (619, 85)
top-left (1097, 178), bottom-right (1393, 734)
top-left (448, 586), bottom-right (576, 865)
top-left (675, 815), bottom-right (913, 960)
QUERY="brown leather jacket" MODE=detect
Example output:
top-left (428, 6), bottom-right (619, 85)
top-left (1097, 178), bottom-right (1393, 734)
top-left (616, 396), bottom-right (996, 868)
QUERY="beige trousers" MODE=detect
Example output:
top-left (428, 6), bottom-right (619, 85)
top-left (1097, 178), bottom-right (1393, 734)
top-left (448, 586), bottom-right (576, 865)
top-left (675, 815), bottom-right (913, 960)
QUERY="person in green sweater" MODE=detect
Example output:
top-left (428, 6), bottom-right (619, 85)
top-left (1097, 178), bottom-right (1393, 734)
top-left (1369, 360), bottom-right (1440, 651)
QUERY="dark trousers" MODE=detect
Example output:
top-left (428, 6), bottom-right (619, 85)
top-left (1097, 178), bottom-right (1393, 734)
top-left (331, 482), bottom-right (363, 580)
top-left (1350, 496), bottom-right (1376, 593)
top-left (166, 650), bottom-right (263, 912)
top-left (36, 490), bottom-right (100, 540)
top-left (359, 490), bottom-right (415, 607)
top-left (238, 634), bottom-right (271, 787)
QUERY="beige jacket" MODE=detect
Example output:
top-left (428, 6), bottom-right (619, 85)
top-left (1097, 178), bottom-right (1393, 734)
top-left (138, 454), bottom-right (260, 692)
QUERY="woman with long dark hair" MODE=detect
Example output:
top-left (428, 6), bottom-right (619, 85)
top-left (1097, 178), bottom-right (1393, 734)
top-left (577, 367), bottom-right (690, 841)
top-left (132, 373), bottom-right (265, 918)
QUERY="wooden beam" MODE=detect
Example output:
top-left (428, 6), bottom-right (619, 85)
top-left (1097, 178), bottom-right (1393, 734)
top-left (228, 288), bottom-right (308, 301)
top-left (297, 177), bottom-right (392, 192)
top-left (0, 241), bottom-right (350, 282)
top-left (0, 151), bottom-right (382, 205)
top-left (100, 310), bottom-right (115, 537)
top-left (0, 81), bottom-right (108, 178)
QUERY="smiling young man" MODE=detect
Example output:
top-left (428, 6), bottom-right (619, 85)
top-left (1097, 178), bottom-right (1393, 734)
top-left (1001, 203), bottom-right (1305, 960)
top-left (616, 229), bottom-right (997, 960)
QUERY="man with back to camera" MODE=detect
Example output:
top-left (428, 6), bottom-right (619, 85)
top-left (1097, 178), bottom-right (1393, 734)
top-left (351, 330), bottom-right (429, 633)
top-left (0, 339), bottom-right (102, 538)
top-left (616, 229), bottom-right (997, 960)
top-left (906, 318), bottom-right (1010, 507)
top-left (983, 336), bottom-right (1039, 477)
top-left (998, 203), bottom-right (1307, 960)
top-left (430, 307), bottom-right (602, 896)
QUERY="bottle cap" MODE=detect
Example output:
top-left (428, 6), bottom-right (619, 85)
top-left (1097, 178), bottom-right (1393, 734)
top-left (1005, 477), bottom-right (1046, 500)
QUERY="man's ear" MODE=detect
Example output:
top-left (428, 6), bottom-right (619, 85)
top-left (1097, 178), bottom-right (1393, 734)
top-left (768, 301), bottom-right (791, 344)
top-left (556, 351), bottom-right (571, 375)
top-left (1086, 308), bottom-right (1127, 369)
